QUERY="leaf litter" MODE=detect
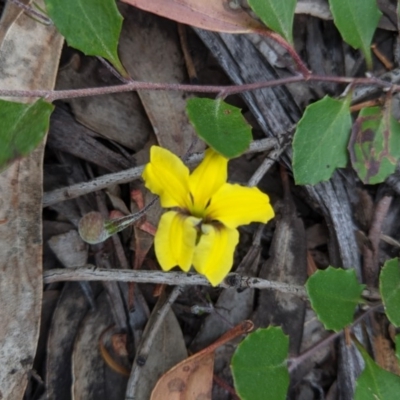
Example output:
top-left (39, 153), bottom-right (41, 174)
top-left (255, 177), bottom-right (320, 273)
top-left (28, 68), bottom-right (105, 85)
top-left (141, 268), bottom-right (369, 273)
top-left (1, 1), bottom-right (400, 399)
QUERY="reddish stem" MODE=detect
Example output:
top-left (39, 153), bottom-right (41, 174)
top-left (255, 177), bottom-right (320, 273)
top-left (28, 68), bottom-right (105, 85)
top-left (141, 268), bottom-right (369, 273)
top-left (256, 29), bottom-right (311, 77)
top-left (0, 75), bottom-right (394, 102)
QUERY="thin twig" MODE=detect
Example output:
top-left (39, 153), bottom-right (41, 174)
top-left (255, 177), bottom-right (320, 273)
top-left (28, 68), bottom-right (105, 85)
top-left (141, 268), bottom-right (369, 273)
top-left (43, 267), bottom-right (307, 297)
top-left (248, 139), bottom-right (290, 187)
top-left (363, 195), bottom-right (393, 286)
top-left (287, 303), bottom-right (383, 373)
top-left (0, 75), bottom-right (394, 101)
top-left (43, 138), bottom-right (277, 207)
top-left (178, 24), bottom-right (198, 83)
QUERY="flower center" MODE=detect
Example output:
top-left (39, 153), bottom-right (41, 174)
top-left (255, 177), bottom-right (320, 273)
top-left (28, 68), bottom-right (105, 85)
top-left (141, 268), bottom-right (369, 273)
top-left (187, 191), bottom-right (212, 219)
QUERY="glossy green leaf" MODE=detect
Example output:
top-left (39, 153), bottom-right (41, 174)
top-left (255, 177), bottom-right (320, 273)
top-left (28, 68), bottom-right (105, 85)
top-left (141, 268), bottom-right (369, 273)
top-left (0, 99), bottom-right (54, 171)
top-left (293, 96), bottom-right (351, 185)
top-left (186, 98), bottom-right (252, 159)
top-left (328, 0), bottom-right (381, 68)
top-left (44, 0), bottom-right (127, 76)
top-left (349, 106), bottom-right (400, 184)
top-left (231, 327), bottom-right (289, 400)
top-left (354, 341), bottom-right (400, 400)
top-left (248, 0), bottom-right (296, 44)
top-left (380, 258), bottom-right (400, 327)
top-left (306, 267), bottom-right (365, 331)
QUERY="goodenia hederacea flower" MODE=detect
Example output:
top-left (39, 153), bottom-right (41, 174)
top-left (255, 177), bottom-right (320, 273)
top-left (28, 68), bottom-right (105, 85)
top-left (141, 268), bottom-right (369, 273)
top-left (142, 146), bottom-right (275, 286)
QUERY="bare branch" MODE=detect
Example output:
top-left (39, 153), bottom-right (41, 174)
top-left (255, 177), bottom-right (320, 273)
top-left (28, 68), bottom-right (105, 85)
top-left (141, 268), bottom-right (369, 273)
top-left (43, 138), bottom-right (277, 207)
top-left (125, 285), bottom-right (184, 398)
top-left (43, 267), bottom-right (307, 297)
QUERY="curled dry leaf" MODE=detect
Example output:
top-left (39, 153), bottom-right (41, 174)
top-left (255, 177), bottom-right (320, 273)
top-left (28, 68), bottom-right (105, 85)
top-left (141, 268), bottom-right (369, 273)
top-left (122, 0), bottom-right (266, 33)
top-left (0, 0), bottom-right (63, 398)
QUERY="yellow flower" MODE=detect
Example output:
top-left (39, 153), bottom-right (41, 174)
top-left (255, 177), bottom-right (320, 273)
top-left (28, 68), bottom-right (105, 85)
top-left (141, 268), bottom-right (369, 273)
top-left (142, 146), bottom-right (275, 286)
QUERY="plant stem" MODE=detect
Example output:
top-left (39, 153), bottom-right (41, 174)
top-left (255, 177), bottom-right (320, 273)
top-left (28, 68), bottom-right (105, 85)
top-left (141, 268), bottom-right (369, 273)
top-left (0, 75), bottom-right (395, 102)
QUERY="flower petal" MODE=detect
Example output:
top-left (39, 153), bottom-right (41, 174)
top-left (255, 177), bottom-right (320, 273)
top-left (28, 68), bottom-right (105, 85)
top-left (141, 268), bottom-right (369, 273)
top-left (142, 146), bottom-right (190, 208)
top-left (193, 224), bottom-right (239, 286)
top-left (206, 183), bottom-right (274, 228)
top-left (155, 211), bottom-right (200, 272)
top-left (188, 148), bottom-right (227, 217)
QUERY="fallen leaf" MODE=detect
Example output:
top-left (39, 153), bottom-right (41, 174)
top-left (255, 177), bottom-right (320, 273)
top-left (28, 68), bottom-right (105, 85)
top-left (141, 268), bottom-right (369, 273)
top-left (46, 283), bottom-right (91, 400)
top-left (48, 107), bottom-right (134, 172)
top-left (369, 315), bottom-right (400, 375)
top-left (151, 352), bottom-right (214, 400)
top-left (119, 6), bottom-right (202, 156)
top-left (151, 321), bottom-right (253, 399)
top-left (48, 230), bottom-right (88, 268)
top-left (125, 283), bottom-right (187, 399)
top-left (56, 55), bottom-right (151, 151)
top-left (72, 291), bottom-right (129, 400)
top-left (0, 0), bottom-right (63, 398)
top-left (122, 0), bottom-right (265, 33)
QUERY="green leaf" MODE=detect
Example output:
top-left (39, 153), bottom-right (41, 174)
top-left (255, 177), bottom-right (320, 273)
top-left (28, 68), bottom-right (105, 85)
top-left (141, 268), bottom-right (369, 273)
top-left (349, 106), bottom-right (400, 184)
top-left (248, 0), bottom-right (296, 44)
top-left (380, 258), bottom-right (400, 327)
top-left (293, 96), bottom-right (351, 185)
top-left (354, 341), bottom-right (400, 400)
top-left (44, 0), bottom-right (127, 76)
top-left (231, 327), bottom-right (289, 400)
top-left (328, 0), bottom-right (381, 68)
top-left (0, 99), bottom-right (54, 171)
top-left (186, 98), bottom-right (252, 159)
top-left (306, 267), bottom-right (365, 331)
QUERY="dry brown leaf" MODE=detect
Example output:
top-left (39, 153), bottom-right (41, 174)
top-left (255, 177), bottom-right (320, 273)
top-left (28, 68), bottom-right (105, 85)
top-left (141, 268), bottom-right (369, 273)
top-left (48, 230), bottom-right (88, 268)
top-left (0, 1), bottom-right (63, 398)
top-left (122, 0), bottom-right (265, 33)
top-left (129, 287), bottom-right (188, 400)
top-left (119, 6), bottom-right (202, 157)
top-left (370, 315), bottom-right (400, 376)
top-left (150, 352), bottom-right (214, 400)
top-left (151, 321), bottom-right (253, 400)
top-left (48, 107), bottom-right (134, 173)
top-left (46, 283), bottom-right (91, 400)
top-left (56, 55), bottom-right (151, 151)
top-left (72, 292), bottom-right (128, 400)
